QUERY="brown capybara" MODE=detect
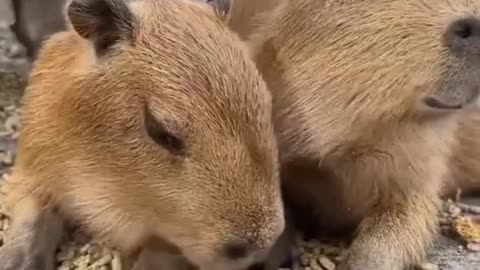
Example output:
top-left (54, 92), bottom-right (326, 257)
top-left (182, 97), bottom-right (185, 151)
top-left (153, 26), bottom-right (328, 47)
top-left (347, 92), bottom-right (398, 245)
top-left (213, 0), bottom-right (480, 269)
top-left (0, 0), bottom-right (285, 269)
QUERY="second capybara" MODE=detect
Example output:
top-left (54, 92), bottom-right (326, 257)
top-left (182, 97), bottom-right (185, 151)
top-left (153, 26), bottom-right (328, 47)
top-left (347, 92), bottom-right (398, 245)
top-left (0, 0), bottom-right (285, 269)
top-left (214, 0), bottom-right (480, 269)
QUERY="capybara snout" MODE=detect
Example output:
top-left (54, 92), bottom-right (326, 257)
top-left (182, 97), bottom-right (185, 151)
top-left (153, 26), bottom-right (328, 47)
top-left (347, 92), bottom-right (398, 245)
top-left (434, 13), bottom-right (480, 111)
top-left (407, 1), bottom-right (480, 112)
top-left (1, 0), bottom-right (284, 269)
top-left (257, 0), bottom-right (480, 124)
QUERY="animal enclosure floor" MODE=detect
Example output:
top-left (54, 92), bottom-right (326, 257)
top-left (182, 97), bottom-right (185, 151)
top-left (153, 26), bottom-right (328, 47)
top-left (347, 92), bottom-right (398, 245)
top-left (0, 26), bottom-right (478, 270)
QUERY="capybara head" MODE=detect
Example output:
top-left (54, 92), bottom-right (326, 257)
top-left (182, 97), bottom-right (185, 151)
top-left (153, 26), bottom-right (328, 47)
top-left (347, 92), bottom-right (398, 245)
top-left (18, 0), bottom-right (284, 268)
top-left (219, 0), bottom-right (480, 135)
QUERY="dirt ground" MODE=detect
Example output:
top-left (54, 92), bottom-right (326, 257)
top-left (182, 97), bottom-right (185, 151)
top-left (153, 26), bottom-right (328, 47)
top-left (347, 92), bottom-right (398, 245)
top-left (0, 23), bottom-right (478, 270)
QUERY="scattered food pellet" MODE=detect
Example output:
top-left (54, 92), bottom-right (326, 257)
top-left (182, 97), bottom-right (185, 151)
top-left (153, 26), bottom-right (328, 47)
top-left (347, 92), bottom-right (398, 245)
top-left (466, 243), bottom-right (480, 252)
top-left (418, 262), bottom-right (439, 270)
top-left (318, 255), bottom-right (336, 270)
top-left (454, 215), bottom-right (480, 244)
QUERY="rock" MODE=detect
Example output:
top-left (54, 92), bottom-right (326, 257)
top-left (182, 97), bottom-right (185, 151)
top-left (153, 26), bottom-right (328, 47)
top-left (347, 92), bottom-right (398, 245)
top-left (448, 204), bottom-right (462, 217)
top-left (4, 115), bottom-right (19, 133)
top-left (2, 151), bottom-right (14, 165)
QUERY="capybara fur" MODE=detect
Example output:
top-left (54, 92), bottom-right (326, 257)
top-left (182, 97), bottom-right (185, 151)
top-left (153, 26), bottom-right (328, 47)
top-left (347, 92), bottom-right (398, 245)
top-left (0, 0), bottom-right (285, 269)
top-left (215, 0), bottom-right (480, 269)
top-left (443, 107), bottom-right (480, 198)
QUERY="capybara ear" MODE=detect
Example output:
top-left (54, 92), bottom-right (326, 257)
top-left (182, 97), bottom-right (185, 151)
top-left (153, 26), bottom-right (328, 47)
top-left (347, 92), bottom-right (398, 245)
top-left (208, 0), bottom-right (287, 40)
top-left (67, 0), bottom-right (136, 56)
top-left (206, 0), bottom-right (231, 21)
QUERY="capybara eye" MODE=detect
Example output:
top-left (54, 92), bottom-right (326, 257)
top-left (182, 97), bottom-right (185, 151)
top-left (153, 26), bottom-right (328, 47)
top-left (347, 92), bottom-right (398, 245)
top-left (144, 106), bottom-right (185, 154)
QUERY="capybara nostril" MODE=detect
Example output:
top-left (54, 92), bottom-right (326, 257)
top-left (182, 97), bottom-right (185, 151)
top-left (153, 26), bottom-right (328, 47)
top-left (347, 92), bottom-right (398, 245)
top-left (444, 17), bottom-right (480, 53)
top-left (223, 241), bottom-right (251, 260)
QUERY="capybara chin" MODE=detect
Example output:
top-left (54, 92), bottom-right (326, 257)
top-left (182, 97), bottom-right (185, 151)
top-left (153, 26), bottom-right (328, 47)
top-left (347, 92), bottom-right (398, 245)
top-left (214, 0), bottom-right (480, 269)
top-left (0, 0), bottom-right (285, 269)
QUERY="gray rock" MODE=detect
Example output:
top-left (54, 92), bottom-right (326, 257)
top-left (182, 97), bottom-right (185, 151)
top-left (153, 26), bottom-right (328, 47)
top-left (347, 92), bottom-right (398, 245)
top-left (429, 235), bottom-right (480, 270)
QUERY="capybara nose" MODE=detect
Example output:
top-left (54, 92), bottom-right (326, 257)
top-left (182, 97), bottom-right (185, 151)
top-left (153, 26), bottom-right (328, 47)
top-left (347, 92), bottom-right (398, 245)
top-left (444, 17), bottom-right (480, 54)
top-left (223, 241), bottom-right (252, 260)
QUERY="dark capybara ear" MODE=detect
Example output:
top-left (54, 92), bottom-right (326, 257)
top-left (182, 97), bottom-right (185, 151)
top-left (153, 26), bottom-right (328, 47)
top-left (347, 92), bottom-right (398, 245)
top-left (67, 0), bottom-right (136, 56)
top-left (206, 0), bottom-right (231, 20)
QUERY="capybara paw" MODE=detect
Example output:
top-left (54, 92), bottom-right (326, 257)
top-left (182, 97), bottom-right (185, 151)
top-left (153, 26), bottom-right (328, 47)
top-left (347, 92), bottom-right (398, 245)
top-left (0, 244), bottom-right (55, 270)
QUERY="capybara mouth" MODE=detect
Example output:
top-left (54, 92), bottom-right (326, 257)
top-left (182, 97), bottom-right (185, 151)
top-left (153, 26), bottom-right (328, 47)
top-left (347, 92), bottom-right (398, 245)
top-left (423, 86), bottom-right (480, 111)
top-left (423, 96), bottom-right (464, 110)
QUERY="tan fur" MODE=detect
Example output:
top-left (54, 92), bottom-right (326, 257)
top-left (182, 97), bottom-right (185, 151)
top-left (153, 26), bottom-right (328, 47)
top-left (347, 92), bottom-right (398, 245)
top-left (0, 0), bottom-right (285, 269)
top-left (217, 0), bottom-right (480, 269)
top-left (443, 107), bottom-right (480, 198)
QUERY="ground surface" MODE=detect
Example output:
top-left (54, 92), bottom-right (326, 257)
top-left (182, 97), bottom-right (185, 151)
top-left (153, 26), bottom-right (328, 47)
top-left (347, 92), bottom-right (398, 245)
top-left (0, 23), bottom-right (478, 270)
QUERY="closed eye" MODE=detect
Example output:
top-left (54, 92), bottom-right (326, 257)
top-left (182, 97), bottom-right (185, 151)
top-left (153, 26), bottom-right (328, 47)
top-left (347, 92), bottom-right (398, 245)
top-left (144, 106), bottom-right (185, 155)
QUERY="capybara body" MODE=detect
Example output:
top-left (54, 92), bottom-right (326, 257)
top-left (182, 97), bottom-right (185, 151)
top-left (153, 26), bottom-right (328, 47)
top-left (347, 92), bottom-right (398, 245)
top-left (0, 0), bottom-right (285, 270)
top-left (444, 107), bottom-right (480, 197)
top-left (217, 0), bottom-right (480, 269)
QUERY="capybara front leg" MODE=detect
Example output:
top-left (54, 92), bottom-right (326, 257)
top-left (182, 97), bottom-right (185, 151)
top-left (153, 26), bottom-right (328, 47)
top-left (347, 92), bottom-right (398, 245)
top-left (0, 197), bottom-right (64, 270)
